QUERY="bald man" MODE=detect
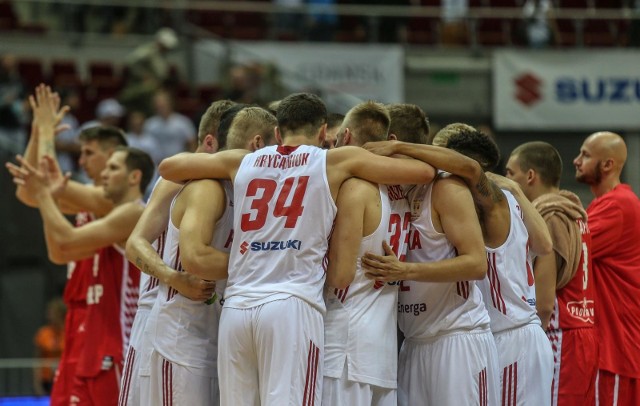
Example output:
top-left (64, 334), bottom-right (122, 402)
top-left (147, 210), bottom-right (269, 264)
top-left (574, 131), bottom-right (640, 405)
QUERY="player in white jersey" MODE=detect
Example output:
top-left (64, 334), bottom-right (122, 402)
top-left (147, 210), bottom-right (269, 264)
top-left (322, 101), bottom-right (410, 406)
top-left (365, 126), bottom-right (554, 405)
top-left (158, 93), bottom-right (435, 406)
top-left (122, 100), bottom-right (235, 404)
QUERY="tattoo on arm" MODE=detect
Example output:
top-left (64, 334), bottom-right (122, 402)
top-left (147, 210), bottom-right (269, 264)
top-left (474, 174), bottom-right (504, 205)
top-left (135, 256), bottom-right (158, 278)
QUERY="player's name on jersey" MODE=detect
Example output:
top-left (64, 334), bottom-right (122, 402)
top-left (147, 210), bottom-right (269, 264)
top-left (399, 302), bottom-right (427, 316)
top-left (253, 152), bottom-right (310, 169)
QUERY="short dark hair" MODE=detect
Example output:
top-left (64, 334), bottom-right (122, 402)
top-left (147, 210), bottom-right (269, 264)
top-left (276, 93), bottom-right (327, 137)
top-left (116, 146), bottom-right (155, 194)
top-left (511, 141), bottom-right (562, 188)
top-left (387, 104), bottom-right (429, 145)
top-left (197, 99), bottom-right (236, 144)
top-left (445, 127), bottom-right (501, 172)
top-left (327, 113), bottom-right (345, 130)
top-left (79, 126), bottom-right (127, 150)
top-left (217, 104), bottom-right (248, 150)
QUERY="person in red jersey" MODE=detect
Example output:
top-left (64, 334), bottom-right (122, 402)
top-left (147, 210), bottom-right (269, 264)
top-left (12, 146), bottom-right (154, 406)
top-left (8, 85), bottom-right (127, 406)
top-left (573, 131), bottom-right (640, 405)
top-left (506, 141), bottom-right (597, 406)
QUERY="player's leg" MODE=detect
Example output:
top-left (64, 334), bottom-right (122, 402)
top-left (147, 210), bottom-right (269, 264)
top-left (218, 306), bottom-right (259, 406)
top-left (596, 370), bottom-right (639, 406)
top-left (428, 330), bottom-right (500, 406)
top-left (495, 324), bottom-right (553, 406)
top-left (167, 362), bottom-right (216, 406)
top-left (118, 345), bottom-right (138, 406)
top-left (322, 360), bottom-right (395, 406)
top-left (551, 328), bottom-right (598, 406)
top-left (397, 339), bottom-right (429, 406)
top-left (255, 297), bottom-right (324, 406)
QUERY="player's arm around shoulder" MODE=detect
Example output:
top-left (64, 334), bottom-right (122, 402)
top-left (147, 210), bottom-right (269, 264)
top-left (158, 149), bottom-right (248, 184)
top-left (326, 146), bottom-right (436, 194)
top-left (178, 179), bottom-right (229, 281)
top-left (56, 201), bottom-right (144, 260)
top-left (431, 175), bottom-right (487, 280)
top-left (326, 178), bottom-right (377, 289)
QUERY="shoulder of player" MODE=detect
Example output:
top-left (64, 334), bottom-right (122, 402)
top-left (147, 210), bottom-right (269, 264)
top-left (326, 146), bottom-right (367, 165)
top-left (180, 178), bottom-right (225, 200)
top-left (340, 177), bottom-right (378, 198)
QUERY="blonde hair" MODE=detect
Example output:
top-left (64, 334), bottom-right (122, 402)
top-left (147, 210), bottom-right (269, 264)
top-left (197, 100), bottom-right (236, 144)
top-left (227, 107), bottom-right (277, 149)
top-left (432, 123), bottom-right (476, 147)
top-left (343, 101), bottom-right (390, 144)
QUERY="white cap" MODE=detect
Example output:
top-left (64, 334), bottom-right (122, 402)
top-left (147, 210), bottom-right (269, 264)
top-left (156, 27), bottom-right (178, 49)
top-left (96, 98), bottom-right (125, 119)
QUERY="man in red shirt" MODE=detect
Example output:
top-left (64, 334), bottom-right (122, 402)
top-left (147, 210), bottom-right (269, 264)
top-left (574, 131), bottom-right (640, 404)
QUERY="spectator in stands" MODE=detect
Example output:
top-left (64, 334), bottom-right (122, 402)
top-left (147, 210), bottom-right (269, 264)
top-left (0, 54), bottom-right (28, 153)
top-left (520, 0), bottom-right (557, 48)
top-left (307, 0), bottom-right (338, 42)
top-left (120, 27), bottom-right (179, 114)
top-left (55, 88), bottom-right (81, 176)
top-left (441, 0), bottom-right (469, 45)
top-left (273, 0), bottom-right (305, 39)
top-left (143, 90), bottom-right (196, 162)
top-left (33, 297), bottom-right (66, 396)
top-left (79, 98), bottom-right (125, 131)
top-left (223, 64), bottom-right (264, 105)
top-left (126, 110), bottom-right (161, 165)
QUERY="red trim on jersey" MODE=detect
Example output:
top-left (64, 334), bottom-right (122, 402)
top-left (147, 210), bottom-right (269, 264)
top-left (502, 362), bottom-right (518, 406)
top-left (456, 281), bottom-right (470, 299)
top-left (118, 347), bottom-right (136, 406)
top-left (302, 341), bottom-right (319, 406)
top-left (479, 367), bottom-right (487, 406)
top-left (334, 286), bottom-right (350, 303)
top-left (277, 145), bottom-right (301, 155)
top-left (167, 247), bottom-right (182, 301)
top-left (487, 252), bottom-right (507, 315)
top-left (162, 358), bottom-right (173, 406)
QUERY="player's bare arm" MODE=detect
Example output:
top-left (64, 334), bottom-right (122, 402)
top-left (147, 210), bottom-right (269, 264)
top-left (177, 179), bottom-right (230, 281)
top-left (158, 149), bottom-right (248, 184)
top-left (533, 252), bottom-right (557, 330)
top-left (326, 146), bottom-right (436, 200)
top-left (326, 178), bottom-right (375, 289)
top-left (363, 176), bottom-right (486, 282)
top-left (126, 178), bottom-right (216, 302)
top-left (487, 172), bottom-right (553, 256)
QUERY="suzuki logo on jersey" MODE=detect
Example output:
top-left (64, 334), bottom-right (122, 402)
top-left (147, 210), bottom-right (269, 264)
top-left (240, 239), bottom-right (302, 254)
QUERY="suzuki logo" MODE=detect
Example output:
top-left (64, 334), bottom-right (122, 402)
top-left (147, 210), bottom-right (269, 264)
top-left (240, 241), bottom-right (249, 255)
top-left (514, 73), bottom-right (542, 107)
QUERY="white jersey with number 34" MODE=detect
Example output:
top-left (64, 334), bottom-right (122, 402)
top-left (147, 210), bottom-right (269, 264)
top-left (225, 145), bottom-right (337, 313)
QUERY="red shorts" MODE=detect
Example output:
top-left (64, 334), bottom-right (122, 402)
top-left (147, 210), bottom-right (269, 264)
top-left (596, 369), bottom-right (640, 406)
top-left (51, 306), bottom-right (87, 406)
top-left (548, 327), bottom-right (598, 406)
top-left (71, 361), bottom-right (123, 406)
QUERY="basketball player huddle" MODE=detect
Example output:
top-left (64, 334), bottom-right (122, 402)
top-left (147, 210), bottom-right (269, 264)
top-left (13, 88), bottom-right (595, 406)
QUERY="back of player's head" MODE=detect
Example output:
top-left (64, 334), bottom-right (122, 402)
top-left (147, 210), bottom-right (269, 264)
top-left (445, 125), bottom-right (501, 172)
top-left (327, 113), bottom-right (345, 130)
top-left (276, 93), bottom-right (327, 137)
top-left (217, 104), bottom-right (248, 150)
top-left (227, 107), bottom-right (277, 149)
top-left (432, 123), bottom-right (475, 147)
top-left (343, 101), bottom-right (390, 145)
top-left (387, 103), bottom-right (429, 145)
top-left (79, 126), bottom-right (128, 151)
top-left (511, 141), bottom-right (562, 188)
top-left (197, 99), bottom-right (236, 144)
top-left (115, 146), bottom-right (155, 194)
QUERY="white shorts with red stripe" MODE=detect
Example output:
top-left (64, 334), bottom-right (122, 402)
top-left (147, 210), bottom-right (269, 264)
top-left (322, 360), bottom-right (396, 406)
top-left (141, 350), bottom-right (218, 406)
top-left (398, 328), bottom-right (500, 406)
top-left (218, 296), bottom-right (323, 406)
top-left (118, 308), bottom-right (152, 406)
top-left (494, 323), bottom-right (553, 406)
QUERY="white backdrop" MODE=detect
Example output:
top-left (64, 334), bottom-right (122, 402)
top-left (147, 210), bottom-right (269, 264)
top-left (493, 50), bottom-right (640, 131)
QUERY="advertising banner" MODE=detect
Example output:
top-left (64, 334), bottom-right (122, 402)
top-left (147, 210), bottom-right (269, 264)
top-left (494, 50), bottom-right (640, 130)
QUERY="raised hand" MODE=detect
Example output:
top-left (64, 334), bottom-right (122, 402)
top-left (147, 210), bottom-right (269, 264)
top-left (29, 84), bottom-right (70, 134)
